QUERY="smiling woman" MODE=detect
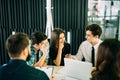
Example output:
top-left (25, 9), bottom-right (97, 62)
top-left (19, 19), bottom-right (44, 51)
top-left (49, 28), bottom-right (71, 66)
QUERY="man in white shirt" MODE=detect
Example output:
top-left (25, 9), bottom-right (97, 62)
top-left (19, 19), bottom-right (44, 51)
top-left (73, 24), bottom-right (102, 66)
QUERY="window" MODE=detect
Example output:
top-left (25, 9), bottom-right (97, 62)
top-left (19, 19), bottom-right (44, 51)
top-left (88, 0), bottom-right (120, 40)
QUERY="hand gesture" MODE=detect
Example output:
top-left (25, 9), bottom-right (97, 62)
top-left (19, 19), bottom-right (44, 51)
top-left (58, 39), bottom-right (64, 50)
top-left (65, 54), bottom-right (72, 58)
top-left (40, 44), bottom-right (47, 54)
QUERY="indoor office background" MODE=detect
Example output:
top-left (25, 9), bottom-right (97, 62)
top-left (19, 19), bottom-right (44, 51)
top-left (88, 0), bottom-right (120, 40)
top-left (0, 0), bottom-right (120, 65)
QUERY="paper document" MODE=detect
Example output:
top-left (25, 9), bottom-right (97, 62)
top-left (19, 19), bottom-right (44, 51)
top-left (64, 58), bottom-right (92, 80)
top-left (35, 67), bottom-right (53, 78)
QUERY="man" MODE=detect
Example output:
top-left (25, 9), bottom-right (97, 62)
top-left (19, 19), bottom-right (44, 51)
top-left (0, 32), bottom-right (49, 80)
top-left (74, 24), bottom-right (102, 66)
top-left (27, 32), bottom-right (49, 67)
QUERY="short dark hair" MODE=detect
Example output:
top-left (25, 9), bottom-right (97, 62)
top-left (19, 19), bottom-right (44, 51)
top-left (86, 24), bottom-right (102, 37)
top-left (31, 32), bottom-right (47, 45)
top-left (6, 32), bottom-right (29, 57)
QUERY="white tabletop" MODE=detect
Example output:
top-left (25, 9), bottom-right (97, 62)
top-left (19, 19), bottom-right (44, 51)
top-left (50, 66), bottom-right (79, 80)
top-left (37, 66), bottom-right (94, 80)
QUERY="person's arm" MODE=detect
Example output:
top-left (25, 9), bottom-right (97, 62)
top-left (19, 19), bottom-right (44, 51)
top-left (53, 41), bottom-right (64, 66)
top-left (50, 76), bottom-right (55, 80)
top-left (42, 61), bottom-right (47, 66)
top-left (34, 44), bottom-right (48, 67)
top-left (43, 41), bottom-right (50, 66)
top-left (42, 53), bottom-right (49, 66)
top-left (75, 43), bottom-right (83, 60)
top-left (41, 53), bottom-right (49, 67)
top-left (53, 45), bottom-right (63, 66)
top-left (34, 51), bottom-right (47, 67)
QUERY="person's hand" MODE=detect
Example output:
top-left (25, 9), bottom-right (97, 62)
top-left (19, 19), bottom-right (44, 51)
top-left (65, 54), bottom-right (72, 58)
top-left (40, 43), bottom-right (47, 55)
top-left (50, 76), bottom-right (55, 80)
top-left (58, 40), bottom-right (64, 50)
top-left (65, 54), bottom-right (78, 60)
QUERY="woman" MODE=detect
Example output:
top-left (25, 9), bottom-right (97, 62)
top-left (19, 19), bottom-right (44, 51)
top-left (49, 28), bottom-right (71, 66)
top-left (91, 39), bottom-right (120, 80)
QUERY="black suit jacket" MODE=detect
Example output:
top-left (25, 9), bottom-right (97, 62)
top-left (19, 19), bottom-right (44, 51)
top-left (0, 59), bottom-right (49, 80)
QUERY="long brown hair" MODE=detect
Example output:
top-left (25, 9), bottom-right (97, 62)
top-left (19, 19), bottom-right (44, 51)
top-left (50, 28), bottom-right (65, 49)
top-left (91, 39), bottom-right (120, 80)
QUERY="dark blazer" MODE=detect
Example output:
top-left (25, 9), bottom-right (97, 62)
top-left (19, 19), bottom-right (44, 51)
top-left (0, 59), bottom-right (49, 80)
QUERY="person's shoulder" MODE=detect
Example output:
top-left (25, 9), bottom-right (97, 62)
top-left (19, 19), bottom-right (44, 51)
top-left (80, 40), bottom-right (91, 47)
top-left (27, 65), bottom-right (40, 72)
top-left (0, 63), bottom-right (49, 80)
top-left (99, 39), bottom-right (103, 43)
top-left (30, 44), bottom-right (35, 51)
top-left (27, 65), bottom-right (48, 76)
top-left (65, 42), bottom-right (70, 45)
top-left (29, 66), bottom-right (49, 79)
top-left (0, 64), bottom-right (7, 71)
top-left (81, 40), bottom-right (90, 45)
top-left (30, 44), bottom-right (36, 55)
top-left (28, 66), bottom-right (50, 80)
top-left (64, 42), bottom-right (70, 47)
top-left (97, 39), bottom-right (103, 45)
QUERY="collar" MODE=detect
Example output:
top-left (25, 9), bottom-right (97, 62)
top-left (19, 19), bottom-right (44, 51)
top-left (92, 39), bottom-right (102, 49)
top-left (9, 59), bottom-right (26, 65)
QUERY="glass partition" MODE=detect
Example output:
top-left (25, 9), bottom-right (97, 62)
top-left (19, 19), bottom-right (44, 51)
top-left (88, 0), bottom-right (120, 40)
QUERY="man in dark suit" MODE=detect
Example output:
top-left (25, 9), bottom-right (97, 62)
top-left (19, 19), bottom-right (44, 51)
top-left (0, 32), bottom-right (50, 80)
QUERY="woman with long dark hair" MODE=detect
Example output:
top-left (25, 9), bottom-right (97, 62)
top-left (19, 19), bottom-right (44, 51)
top-left (91, 39), bottom-right (120, 80)
top-left (49, 28), bottom-right (71, 66)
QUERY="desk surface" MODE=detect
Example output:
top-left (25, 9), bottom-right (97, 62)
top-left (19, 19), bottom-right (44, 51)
top-left (47, 66), bottom-right (95, 80)
top-left (47, 66), bottom-right (79, 80)
top-left (46, 66), bottom-right (64, 76)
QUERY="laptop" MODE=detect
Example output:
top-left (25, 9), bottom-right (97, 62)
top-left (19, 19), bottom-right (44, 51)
top-left (64, 58), bottom-right (92, 80)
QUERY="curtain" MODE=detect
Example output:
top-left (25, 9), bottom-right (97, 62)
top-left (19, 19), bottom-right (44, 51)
top-left (52, 0), bottom-right (88, 54)
top-left (0, 0), bottom-right (88, 65)
top-left (0, 0), bottom-right (46, 64)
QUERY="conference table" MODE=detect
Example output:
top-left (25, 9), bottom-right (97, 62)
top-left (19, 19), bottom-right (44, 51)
top-left (36, 66), bottom-right (66, 80)
top-left (47, 65), bottom-right (95, 80)
top-left (36, 58), bottom-right (95, 80)
top-left (36, 65), bottom-right (94, 80)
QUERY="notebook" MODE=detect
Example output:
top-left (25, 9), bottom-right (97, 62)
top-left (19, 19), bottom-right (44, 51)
top-left (64, 58), bottom-right (92, 80)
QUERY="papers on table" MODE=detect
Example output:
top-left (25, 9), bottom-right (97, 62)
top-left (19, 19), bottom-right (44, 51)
top-left (35, 67), bottom-right (53, 78)
top-left (64, 58), bottom-right (92, 80)
top-left (35, 58), bottom-right (93, 80)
